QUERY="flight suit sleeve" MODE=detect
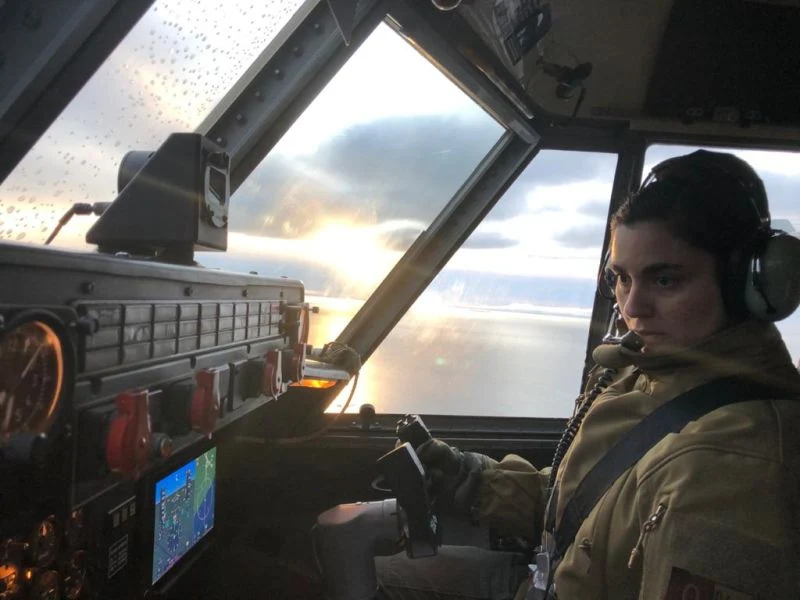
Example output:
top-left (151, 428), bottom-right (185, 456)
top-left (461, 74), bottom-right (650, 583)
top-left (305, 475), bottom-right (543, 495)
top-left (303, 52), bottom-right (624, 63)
top-left (634, 450), bottom-right (800, 599)
top-left (477, 455), bottom-right (551, 541)
top-left (473, 365), bottom-right (615, 541)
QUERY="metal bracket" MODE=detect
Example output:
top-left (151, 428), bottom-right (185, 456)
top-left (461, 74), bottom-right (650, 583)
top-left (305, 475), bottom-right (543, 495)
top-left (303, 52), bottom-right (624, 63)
top-left (326, 0), bottom-right (359, 45)
top-left (0, 0), bottom-right (154, 186)
top-left (338, 131), bottom-right (540, 361)
top-left (196, 0), bottom-right (385, 193)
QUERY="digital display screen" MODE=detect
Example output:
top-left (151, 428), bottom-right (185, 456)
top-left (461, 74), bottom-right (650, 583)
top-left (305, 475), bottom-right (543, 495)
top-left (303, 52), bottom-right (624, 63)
top-left (152, 447), bottom-right (216, 584)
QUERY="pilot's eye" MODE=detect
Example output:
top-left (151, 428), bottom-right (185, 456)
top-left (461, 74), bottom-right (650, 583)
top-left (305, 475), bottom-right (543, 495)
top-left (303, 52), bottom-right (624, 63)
top-left (654, 276), bottom-right (675, 287)
top-left (614, 272), bottom-right (631, 287)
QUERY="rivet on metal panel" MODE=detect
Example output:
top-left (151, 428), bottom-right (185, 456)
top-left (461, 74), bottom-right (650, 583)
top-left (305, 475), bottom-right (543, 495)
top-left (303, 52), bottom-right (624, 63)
top-left (292, 46), bottom-right (303, 57)
top-left (313, 22), bottom-right (323, 33)
top-left (215, 136), bottom-right (226, 147)
top-left (274, 68), bottom-right (284, 80)
top-left (254, 90), bottom-right (263, 101)
top-left (235, 113), bottom-right (245, 123)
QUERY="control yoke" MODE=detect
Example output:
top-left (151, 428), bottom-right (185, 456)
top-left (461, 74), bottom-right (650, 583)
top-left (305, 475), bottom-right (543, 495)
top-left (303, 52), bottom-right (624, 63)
top-left (313, 415), bottom-right (440, 600)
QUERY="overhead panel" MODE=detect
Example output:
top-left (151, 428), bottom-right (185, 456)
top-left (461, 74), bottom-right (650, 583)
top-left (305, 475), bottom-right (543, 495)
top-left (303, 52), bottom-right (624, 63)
top-left (645, 0), bottom-right (800, 128)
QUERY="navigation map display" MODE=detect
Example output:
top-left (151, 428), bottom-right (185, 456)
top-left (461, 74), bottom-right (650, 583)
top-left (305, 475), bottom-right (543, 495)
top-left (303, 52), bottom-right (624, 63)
top-left (152, 447), bottom-right (216, 584)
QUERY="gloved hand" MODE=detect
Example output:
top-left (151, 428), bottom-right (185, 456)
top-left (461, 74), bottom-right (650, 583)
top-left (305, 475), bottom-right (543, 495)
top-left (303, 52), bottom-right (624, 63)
top-left (415, 438), bottom-right (497, 519)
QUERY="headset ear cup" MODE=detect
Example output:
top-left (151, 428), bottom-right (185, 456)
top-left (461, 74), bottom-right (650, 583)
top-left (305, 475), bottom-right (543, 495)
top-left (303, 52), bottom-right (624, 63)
top-left (744, 232), bottom-right (800, 321)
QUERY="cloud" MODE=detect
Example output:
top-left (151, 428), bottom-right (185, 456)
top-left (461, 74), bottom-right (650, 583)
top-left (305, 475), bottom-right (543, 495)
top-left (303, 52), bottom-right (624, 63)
top-left (554, 223), bottom-right (607, 249)
top-left (228, 115), bottom-right (624, 241)
top-left (229, 113), bottom-right (503, 237)
top-left (376, 225), bottom-right (425, 251)
top-left (577, 201), bottom-right (610, 219)
top-left (462, 232), bottom-right (519, 249)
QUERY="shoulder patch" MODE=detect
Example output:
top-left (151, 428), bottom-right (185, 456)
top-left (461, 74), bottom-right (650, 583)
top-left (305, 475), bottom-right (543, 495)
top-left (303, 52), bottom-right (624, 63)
top-left (639, 510), bottom-right (798, 599)
top-left (664, 567), bottom-right (754, 600)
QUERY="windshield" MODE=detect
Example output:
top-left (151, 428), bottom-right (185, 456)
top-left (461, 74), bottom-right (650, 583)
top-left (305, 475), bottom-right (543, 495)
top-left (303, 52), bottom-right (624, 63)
top-left (196, 23), bottom-right (505, 340)
top-left (0, 0), bottom-right (306, 246)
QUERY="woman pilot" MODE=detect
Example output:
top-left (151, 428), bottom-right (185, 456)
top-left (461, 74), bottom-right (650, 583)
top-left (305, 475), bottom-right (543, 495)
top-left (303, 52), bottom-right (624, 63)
top-left (377, 150), bottom-right (800, 600)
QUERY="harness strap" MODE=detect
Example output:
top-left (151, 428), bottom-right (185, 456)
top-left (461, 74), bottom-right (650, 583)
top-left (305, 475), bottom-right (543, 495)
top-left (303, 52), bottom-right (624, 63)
top-left (550, 375), bottom-right (792, 560)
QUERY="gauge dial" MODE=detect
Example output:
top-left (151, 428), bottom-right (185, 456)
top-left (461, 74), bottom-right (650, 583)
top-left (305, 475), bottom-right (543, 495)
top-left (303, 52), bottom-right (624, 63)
top-left (29, 517), bottom-right (59, 568)
top-left (31, 570), bottom-right (60, 600)
top-left (63, 551), bottom-right (87, 600)
top-left (0, 320), bottom-right (64, 442)
top-left (65, 510), bottom-right (85, 550)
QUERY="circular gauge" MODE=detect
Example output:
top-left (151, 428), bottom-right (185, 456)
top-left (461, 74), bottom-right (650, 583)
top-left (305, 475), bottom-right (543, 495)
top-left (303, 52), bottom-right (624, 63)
top-left (63, 551), bottom-right (88, 600)
top-left (31, 570), bottom-right (60, 600)
top-left (65, 510), bottom-right (85, 550)
top-left (0, 320), bottom-right (64, 442)
top-left (29, 517), bottom-right (59, 568)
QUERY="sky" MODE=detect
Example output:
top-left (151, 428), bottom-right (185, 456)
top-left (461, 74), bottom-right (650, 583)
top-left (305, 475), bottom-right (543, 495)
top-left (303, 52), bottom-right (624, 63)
top-left (2, 0), bottom-right (800, 309)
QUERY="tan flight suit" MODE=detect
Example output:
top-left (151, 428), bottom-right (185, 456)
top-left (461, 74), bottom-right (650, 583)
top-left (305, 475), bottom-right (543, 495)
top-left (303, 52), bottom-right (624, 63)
top-left (476, 321), bottom-right (800, 599)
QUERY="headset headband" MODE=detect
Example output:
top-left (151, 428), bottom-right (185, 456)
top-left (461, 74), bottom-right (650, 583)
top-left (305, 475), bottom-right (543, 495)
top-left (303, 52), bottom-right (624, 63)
top-left (642, 150), bottom-right (771, 229)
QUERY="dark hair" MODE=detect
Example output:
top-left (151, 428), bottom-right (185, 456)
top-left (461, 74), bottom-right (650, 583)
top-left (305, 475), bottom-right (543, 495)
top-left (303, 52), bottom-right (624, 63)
top-left (611, 150), bottom-right (767, 267)
top-left (609, 150), bottom-right (770, 321)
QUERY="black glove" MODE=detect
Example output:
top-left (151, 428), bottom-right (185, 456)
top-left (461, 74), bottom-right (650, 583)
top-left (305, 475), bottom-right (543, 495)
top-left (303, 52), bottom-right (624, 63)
top-left (415, 438), bottom-right (496, 519)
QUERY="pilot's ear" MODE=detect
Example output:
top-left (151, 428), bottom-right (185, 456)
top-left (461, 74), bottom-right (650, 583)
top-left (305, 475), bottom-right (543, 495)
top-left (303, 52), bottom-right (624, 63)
top-left (743, 232), bottom-right (800, 321)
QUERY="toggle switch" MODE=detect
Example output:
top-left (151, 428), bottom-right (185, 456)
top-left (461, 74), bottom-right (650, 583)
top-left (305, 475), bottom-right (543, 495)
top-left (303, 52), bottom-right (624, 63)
top-left (192, 369), bottom-right (221, 434)
top-left (106, 390), bottom-right (152, 478)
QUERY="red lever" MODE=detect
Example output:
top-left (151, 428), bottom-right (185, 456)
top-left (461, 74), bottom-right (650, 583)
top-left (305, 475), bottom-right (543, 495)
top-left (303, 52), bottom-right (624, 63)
top-left (192, 369), bottom-right (220, 435)
top-left (263, 350), bottom-right (283, 398)
top-left (106, 390), bottom-right (151, 478)
top-left (291, 344), bottom-right (307, 382)
top-left (298, 305), bottom-right (310, 344)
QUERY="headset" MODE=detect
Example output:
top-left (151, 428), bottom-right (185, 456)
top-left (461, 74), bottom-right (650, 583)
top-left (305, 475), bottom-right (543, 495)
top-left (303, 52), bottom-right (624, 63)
top-left (598, 149), bottom-right (800, 337)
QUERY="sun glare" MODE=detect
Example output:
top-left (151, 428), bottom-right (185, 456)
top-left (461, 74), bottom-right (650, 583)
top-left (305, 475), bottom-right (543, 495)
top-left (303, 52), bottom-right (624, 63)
top-left (307, 221), bottom-right (396, 288)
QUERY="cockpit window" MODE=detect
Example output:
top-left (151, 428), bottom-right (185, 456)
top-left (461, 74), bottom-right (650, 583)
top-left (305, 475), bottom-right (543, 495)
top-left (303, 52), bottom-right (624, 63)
top-left (326, 149), bottom-right (618, 417)
top-left (196, 23), bottom-right (505, 341)
top-left (645, 144), bottom-right (800, 360)
top-left (0, 0), bottom-right (306, 246)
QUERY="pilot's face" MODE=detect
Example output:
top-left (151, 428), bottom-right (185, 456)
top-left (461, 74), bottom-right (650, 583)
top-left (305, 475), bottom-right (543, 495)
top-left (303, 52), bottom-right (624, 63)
top-left (609, 221), bottom-right (728, 355)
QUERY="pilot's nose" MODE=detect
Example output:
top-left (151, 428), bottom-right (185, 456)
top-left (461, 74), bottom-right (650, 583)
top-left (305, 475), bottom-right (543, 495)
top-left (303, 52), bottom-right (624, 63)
top-left (620, 281), bottom-right (653, 321)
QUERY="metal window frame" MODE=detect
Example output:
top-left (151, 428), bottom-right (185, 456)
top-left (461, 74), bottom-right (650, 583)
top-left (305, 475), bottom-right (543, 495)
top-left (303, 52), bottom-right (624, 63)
top-left (0, 0), bottom-right (155, 186)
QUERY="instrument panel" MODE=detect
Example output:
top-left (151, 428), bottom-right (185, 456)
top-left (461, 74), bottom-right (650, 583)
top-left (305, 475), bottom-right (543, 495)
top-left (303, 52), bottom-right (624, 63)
top-left (0, 242), bottom-right (312, 599)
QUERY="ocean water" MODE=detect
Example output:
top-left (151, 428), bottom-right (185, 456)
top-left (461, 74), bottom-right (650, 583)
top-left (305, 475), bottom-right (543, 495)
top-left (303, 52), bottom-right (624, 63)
top-left (307, 296), bottom-right (800, 419)
top-left (308, 297), bottom-right (593, 419)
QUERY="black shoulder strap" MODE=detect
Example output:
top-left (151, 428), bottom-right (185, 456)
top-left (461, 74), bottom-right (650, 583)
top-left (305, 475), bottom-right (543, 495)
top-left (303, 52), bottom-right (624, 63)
top-left (552, 375), bottom-right (792, 559)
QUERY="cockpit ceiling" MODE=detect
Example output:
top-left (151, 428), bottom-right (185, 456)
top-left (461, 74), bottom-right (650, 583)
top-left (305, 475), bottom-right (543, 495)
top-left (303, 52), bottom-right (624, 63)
top-left (457, 0), bottom-right (800, 143)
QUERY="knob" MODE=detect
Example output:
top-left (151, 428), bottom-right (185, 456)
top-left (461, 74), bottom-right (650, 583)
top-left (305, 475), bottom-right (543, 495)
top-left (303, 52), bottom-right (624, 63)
top-left (28, 517), bottom-right (59, 568)
top-left (151, 433), bottom-right (174, 459)
top-left (31, 569), bottom-right (60, 600)
top-left (359, 404), bottom-right (376, 431)
top-left (63, 551), bottom-right (88, 600)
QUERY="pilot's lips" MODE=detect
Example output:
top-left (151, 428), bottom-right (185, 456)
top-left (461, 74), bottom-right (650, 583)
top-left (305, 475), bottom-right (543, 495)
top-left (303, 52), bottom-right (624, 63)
top-left (633, 330), bottom-right (665, 337)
